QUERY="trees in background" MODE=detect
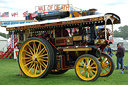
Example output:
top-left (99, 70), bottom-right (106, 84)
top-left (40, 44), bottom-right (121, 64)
top-left (0, 32), bottom-right (9, 39)
top-left (114, 25), bottom-right (128, 39)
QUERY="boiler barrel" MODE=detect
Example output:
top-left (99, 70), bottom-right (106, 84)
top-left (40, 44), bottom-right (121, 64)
top-left (35, 11), bottom-right (70, 21)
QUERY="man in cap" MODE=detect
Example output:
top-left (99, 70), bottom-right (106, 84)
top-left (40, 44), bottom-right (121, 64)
top-left (116, 43), bottom-right (125, 69)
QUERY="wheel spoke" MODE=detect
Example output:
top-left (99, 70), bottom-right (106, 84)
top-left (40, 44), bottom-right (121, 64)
top-left (90, 62), bottom-right (95, 67)
top-left (91, 67), bottom-right (96, 69)
top-left (33, 41), bottom-right (36, 54)
top-left (27, 43), bottom-right (34, 54)
top-left (24, 61), bottom-right (33, 67)
top-left (87, 72), bottom-right (90, 78)
top-left (104, 67), bottom-right (108, 72)
top-left (85, 59), bottom-right (88, 65)
top-left (88, 71), bottom-right (93, 76)
top-left (28, 61), bottom-right (34, 70)
top-left (102, 68), bottom-right (105, 74)
top-left (91, 69), bottom-right (96, 74)
top-left (36, 43), bottom-right (41, 54)
top-left (38, 62), bottom-right (46, 69)
top-left (88, 59), bottom-right (91, 65)
top-left (25, 53), bottom-right (32, 57)
top-left (102, 57), bottom-right (105, 62)
top-left (84, 71), bottom-right (86, 76)
top-left (26, 59), bottom-right (32, 63)
top-left (29, 63), bottom-right (35, 72)
top-left (81, 60), bottom-right (85, 66)
top-left (79, 64), bottom-right (84, 67)
top-left (42, 61), bottom-right (47, 67)
top-left (105, 63), bottom-right (110, 66)
top-left (104, 59), bottom-right (108, 63)
top-left (42, 60), bottom-right (48, 62)
top-left (23, 50), bottom-right (32, 55)
top-left (36, 63), bottom-right (41, 73)
top-left (39, 59), bottom-right (48, 62)
top-left (22, 57), bottom-right (32, 60)
top-left (80, 70), bottom-right (84, 74)
top-left (38, 54), bottom-right (48, 58)
top-left (79, 67), bottom-right (84, 70)
top-left (39, 64), bottom-right (42, 72)
top-left (105, 65), bottom-right (110, 69)
top-left (35, 64), bottom-right (38, 74)
top-left (37, 48), bottom-right (45, 56)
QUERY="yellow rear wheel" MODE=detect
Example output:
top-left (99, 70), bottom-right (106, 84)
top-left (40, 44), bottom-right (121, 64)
top-left (75, 54), bottom-right (101, 81)
top-left (100, 53), bottom-right (115, 77)
top-left (18, 37), bottom-right (54, 78)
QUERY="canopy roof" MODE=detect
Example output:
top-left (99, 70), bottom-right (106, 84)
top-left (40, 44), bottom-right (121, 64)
top-left (6, 13), bottom-right (120, 31)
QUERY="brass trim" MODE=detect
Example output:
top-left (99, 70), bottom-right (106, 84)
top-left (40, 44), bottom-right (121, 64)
top-left (73, 36), bottom-right (82, 41)
top-left (63, 47), bottom-right (92, 51)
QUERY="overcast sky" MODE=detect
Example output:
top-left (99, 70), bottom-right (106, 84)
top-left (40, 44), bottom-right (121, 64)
top-left (0, 0), bottom-right (128, 34)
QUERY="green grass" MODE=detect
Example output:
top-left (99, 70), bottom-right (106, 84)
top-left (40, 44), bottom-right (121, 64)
top-left (0, 52), bottom-right (128, 85)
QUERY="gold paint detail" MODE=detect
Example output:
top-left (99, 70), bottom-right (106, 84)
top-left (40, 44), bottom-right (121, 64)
top-left (55, 37), bottom-right (73, 45)
top-left (63, 47), bottom-right (92, 52)
top-left (73, 36), bottom-right (82, 41)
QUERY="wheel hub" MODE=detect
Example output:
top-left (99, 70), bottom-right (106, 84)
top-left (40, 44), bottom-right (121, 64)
top-left (32, 55), bottom-right (37, 61)
top-left (84, 66), bottom-right (89, 71)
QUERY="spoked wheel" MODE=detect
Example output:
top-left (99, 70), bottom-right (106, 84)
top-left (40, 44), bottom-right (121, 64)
top-left (18, 37), bottom-right (54, 78)
top-left (50, 69), bottom-right (69, 74)
top-left (75, 54), bottom-right (101, 81)
top-left (100, 53), bottom-right (115, 77)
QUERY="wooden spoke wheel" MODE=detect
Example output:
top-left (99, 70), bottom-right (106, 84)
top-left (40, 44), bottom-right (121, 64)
top-left (18, 37), bottom-right (54, 78)
top-left (75, 54), bottom-right (101, 81)
top-left (100, 53), bottom-right (115, 77)
top-left (50, 69), bottom-right (69, 74)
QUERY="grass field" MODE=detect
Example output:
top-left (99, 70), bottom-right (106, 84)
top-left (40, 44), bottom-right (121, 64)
top-left (0, 52), bottom-right (128, 85)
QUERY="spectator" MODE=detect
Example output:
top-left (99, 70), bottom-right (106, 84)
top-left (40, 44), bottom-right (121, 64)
top-left (107, 44), bottom-right (113, 57)
top-left (116, 43), bottom-right (125, 69)
top-left (103, 46), bottom-right (108, 53)
top-left (121, 65), bottom-right (128, 74)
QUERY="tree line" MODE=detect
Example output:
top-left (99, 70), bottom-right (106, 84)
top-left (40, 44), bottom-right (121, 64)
top-left (0, 32), bottom-right (9, 39)
top-left (114, 25), bottom-right (128, 39)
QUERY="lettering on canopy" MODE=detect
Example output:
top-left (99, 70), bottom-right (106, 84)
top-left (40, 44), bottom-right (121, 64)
top-left (36, 4), bottom-right (69, 12)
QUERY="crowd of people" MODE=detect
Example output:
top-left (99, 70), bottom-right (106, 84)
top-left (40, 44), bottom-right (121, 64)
top-left (103, 43), bottom-right (126, 73)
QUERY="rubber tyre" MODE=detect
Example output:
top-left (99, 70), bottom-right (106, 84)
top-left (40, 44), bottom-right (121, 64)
top-left (100, 53), bottom-right (115, 77)
top-left (18, 37), bottom-right (54, 78)
top-left (75, 54), bottom-right (101, 81)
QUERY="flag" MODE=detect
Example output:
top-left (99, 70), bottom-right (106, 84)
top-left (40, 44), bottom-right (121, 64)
top-left (32, 11), bottom-right (38, 17)
top-left (38, 11), bottom-right (57, 16)
top-left (42, 11), bottom-right (48, 15)
top-left (23, 11), bottom-right (28, 17)
top-left (11, 12), bottom-right (18, 17)
top-left (42, 10), bottom-right (58, 15)
top-left (1, 12), bottom-right (9, 17)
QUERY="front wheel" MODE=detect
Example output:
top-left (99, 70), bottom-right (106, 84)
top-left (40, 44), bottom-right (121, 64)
top-left (75, 54), bottom-right (101, 81)
top-left (100, 53), bottom-right (115, 77)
